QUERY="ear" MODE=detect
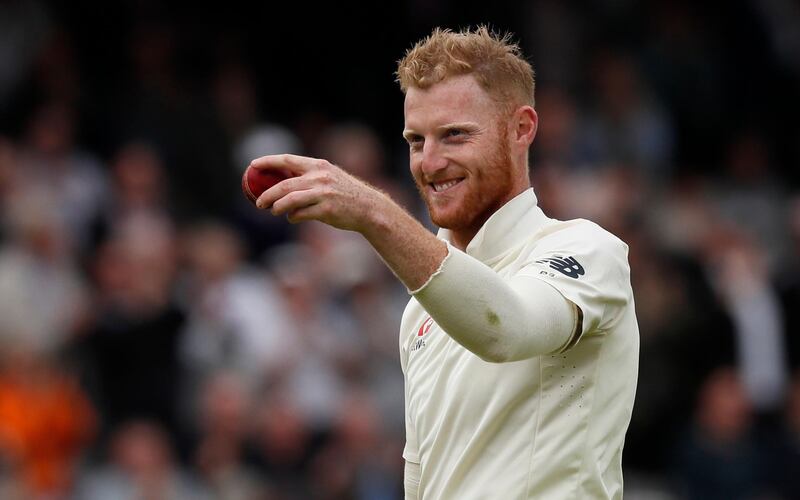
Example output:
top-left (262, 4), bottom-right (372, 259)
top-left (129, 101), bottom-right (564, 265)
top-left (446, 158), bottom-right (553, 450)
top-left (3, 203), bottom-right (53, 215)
top-left (512, 105), bottom-right (538, 147)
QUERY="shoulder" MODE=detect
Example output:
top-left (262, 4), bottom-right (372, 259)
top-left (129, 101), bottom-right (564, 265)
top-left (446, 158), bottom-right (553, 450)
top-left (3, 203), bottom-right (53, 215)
top-left (520, 218), bottom-right (634, 333)
top-left (522, 218), bottom-right (631, 285)
top-left (532, 218), bottom-right (628, 264)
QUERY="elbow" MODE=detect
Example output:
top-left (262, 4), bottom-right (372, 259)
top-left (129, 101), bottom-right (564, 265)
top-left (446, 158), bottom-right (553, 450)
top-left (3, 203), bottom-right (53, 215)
top-left (477, 350), bottom-right (512, 363)
top-left (471, 328), bottom-right (553, 363)
top-left (465, 322), bottom-right (533, 363)
top-left (473, 337), bottom-right (516, 363)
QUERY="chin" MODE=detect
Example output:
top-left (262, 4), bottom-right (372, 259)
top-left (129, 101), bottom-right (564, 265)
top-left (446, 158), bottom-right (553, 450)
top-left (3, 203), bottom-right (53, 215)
top-left (428, 203), bottom-right (482, 231)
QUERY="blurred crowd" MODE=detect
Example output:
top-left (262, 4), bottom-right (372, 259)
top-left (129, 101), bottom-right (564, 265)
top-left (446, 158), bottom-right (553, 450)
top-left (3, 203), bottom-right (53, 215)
top-left (0, 0), bottom-right (798, 499)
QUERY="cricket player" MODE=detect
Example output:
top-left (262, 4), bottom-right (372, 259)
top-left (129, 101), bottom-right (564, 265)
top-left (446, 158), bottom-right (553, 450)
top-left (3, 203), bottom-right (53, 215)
top-left (252, 26), bottom-right (639, 499)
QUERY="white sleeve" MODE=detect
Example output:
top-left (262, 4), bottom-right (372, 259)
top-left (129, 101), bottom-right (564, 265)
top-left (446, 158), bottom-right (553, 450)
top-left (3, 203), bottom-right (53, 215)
top-left (411, 243), bottom-right (579, 363)
top-left (404, 460), bottom-right (420, 500)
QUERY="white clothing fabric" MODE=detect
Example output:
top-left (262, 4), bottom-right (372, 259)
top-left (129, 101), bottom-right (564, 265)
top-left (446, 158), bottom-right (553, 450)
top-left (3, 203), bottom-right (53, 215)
top-left (413, 243), bottom-right (579, 362)
top-left (400, 188), bottom-right (639, 499)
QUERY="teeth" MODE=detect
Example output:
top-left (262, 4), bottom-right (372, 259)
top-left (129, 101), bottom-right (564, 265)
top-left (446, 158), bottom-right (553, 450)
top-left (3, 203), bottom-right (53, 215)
top-left (433, 179), bottom-right (460, 192)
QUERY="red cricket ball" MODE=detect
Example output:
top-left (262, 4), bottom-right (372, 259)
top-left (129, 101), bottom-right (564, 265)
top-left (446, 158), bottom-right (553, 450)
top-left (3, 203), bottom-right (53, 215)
top-left (241, 166), bottom-right (289, 205)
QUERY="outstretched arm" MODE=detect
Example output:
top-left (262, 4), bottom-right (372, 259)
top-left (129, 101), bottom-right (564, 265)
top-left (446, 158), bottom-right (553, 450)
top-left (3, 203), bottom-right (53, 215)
top-left (251, 155), bottom-right (577, 361)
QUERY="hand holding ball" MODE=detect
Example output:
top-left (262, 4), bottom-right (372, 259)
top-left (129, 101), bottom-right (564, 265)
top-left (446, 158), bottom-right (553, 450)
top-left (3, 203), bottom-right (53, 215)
top-left (242, 166), bottom-right (289, 206)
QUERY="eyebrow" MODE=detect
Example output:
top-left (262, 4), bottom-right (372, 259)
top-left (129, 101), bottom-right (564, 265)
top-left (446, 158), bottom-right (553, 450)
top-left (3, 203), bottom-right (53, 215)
top-left (402, 129), bottom-right (421, 141)
top-left (402, 122), bottom-right (481, 140)
top-left (435, 122), bottom-right (480, 132)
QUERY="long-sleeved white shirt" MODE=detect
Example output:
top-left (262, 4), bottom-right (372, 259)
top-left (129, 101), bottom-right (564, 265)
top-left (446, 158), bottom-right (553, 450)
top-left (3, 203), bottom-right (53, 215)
top-left (400, 189), bottom-right (639, 499)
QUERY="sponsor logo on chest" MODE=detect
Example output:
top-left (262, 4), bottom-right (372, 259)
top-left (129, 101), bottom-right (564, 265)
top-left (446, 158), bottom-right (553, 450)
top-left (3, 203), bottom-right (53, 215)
top-left (411, 316), bottom-right (434, 352)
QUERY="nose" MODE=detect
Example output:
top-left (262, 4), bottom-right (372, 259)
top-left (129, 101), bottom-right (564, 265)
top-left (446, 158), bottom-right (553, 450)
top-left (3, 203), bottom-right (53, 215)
top-left (419, 140), bottom-right (448, 176)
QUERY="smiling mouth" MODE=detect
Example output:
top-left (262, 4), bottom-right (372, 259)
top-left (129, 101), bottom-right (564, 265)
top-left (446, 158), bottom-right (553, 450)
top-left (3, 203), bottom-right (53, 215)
top-left (431, 178), bottom-right (464, 192)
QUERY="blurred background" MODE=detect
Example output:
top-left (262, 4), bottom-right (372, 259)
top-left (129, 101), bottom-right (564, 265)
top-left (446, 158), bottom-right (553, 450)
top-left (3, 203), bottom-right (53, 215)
top-left (0, 0), bottom-right (798, 498)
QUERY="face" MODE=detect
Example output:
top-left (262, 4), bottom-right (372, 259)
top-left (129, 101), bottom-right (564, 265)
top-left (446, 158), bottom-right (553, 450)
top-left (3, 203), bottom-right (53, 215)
top-left (403, 75), bottom-right (523, 241)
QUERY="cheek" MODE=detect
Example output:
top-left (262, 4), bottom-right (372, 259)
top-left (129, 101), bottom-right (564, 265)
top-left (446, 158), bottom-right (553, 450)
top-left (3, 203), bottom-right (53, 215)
top-left (409, 156), bottom-right (424, 180)
top-left (461, 139), bottom-right (497, 164)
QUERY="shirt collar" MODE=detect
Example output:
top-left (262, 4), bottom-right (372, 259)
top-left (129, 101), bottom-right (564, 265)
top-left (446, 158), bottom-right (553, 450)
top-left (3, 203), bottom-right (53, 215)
top-left (437, 188), bottom-right (548, 263)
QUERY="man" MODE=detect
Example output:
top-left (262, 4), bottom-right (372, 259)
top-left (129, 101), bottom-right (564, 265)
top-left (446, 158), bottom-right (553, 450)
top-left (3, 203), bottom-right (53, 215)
top-left (252, 27), bottom-right (638, 499)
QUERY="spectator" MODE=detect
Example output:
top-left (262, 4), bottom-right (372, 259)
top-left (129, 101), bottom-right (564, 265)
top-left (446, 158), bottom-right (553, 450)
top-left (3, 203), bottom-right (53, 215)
top-left (192, 371), bottom-right (271, 500)
top-left (308, 389), bottom-right (402, 500)
top-left (710, 132), bottom-right (791, 274)
top-left (248, 389), bottom-right (315, 499)
top-left (89, 140), bottom-right (174, 249)
top-left (706, 230), bottom-right (789, 415)
top-left (78, 214), bottom-right (186, 442)
top-left (16, 100), bottom-right (109, 252)
top-left (77, 420), bottom-right (210, 500)
top-left (0, 344), bottom-right (95, 497)
top-left (0, 186), bottom-right (90, 352)
top-left (673, 368), bottom-right (769, 500)
top-left (580, 50), bottom-right (675, 178)
top-left (179, 221), bottom-right (294, 384)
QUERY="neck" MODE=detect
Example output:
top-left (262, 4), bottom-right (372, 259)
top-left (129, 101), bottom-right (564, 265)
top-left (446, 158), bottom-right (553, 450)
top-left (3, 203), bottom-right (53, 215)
top-left (450, 228), bottom-right (478, 252)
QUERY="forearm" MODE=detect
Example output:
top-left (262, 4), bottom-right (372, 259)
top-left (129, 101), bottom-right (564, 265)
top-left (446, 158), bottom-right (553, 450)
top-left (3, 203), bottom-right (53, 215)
top-left (360, 197), bottom-right (448, 291)
top-left (412, 245), bottom-right (578, 362)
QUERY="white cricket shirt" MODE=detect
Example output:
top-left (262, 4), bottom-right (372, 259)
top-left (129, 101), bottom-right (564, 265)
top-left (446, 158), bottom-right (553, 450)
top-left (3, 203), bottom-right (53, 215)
top-left (400, 188), bottom-right (639, 499)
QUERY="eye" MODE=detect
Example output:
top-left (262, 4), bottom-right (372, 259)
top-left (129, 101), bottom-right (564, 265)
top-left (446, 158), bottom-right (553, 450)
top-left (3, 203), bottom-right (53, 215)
top-left (445, 128), bottom-right (465, 139)
top-left (407, 135), bottom-right (424, 149)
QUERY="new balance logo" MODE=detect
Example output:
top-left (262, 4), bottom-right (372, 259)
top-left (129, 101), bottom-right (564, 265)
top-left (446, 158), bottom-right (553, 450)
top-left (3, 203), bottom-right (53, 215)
top-left (535, 256), bottom-right (585, 279)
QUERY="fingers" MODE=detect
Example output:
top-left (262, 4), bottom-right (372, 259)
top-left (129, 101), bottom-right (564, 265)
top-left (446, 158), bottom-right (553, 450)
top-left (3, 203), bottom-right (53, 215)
top-left (250, 154), bottom-right (326, 175)
top-left (265, 186), bottom-right (340, 228)
top-left (268, 188), bottom-right (319, 217)
top-left (286, 204), bottom-right (326, 224)
top-left (255, 175), bottom-right (312, 209)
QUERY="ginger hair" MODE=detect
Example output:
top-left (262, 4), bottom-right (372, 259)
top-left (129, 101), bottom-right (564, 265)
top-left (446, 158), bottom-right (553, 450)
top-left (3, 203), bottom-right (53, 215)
top-left (396, 26), bottom-right (536, 111)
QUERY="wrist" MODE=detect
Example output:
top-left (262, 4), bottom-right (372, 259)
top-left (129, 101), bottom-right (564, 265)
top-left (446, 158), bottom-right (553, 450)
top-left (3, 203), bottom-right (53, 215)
top-left (361, 191), bottom-right (401, 239)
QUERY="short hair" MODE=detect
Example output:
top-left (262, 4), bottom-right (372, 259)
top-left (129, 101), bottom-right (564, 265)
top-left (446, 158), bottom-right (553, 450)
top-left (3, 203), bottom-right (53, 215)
top-left (396, 26), bottom-right (536, 110)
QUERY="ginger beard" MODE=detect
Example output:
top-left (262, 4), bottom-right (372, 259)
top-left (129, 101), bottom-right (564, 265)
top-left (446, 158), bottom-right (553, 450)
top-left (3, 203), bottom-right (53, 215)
top-left (414, 121), bottom-right (515, 237)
